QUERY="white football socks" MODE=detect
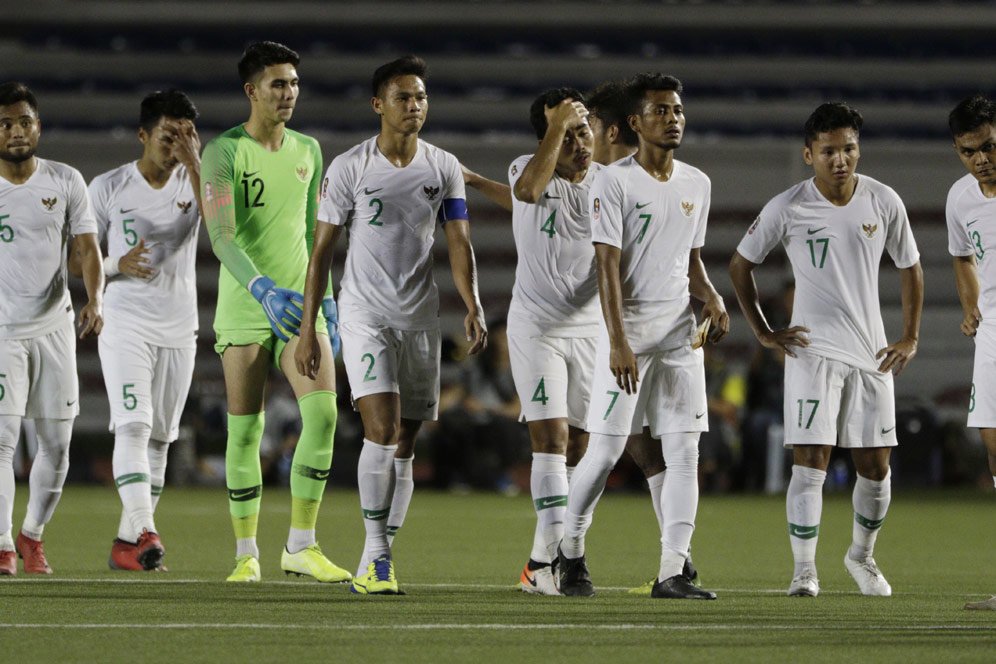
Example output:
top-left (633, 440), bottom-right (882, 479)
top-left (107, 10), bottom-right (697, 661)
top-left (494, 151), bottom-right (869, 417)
top-left (787, 464), bottom-right (827, 577)
top-left (848, 469), bottom-right (891, 562)
top-left (356, 439), bottom-right (397, 575)
top-left (647, 470), bottom-right (666, 532)
top-left (562, 433), bottom-right (627, 559)
top-left (529, 452), bottom-right (568, 564)
top-left (387, 456), bottom-right (414, 547)
top-left (0, 416), bottom-right (19, 545)
top-left (657, 433), bottom-right (699, 581)
top-left (113, 422), bottom-right (155, 542)
top-left (22, 418), bottom-right (72, 541)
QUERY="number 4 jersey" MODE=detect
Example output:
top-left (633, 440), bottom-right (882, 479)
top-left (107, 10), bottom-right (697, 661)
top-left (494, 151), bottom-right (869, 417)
top-left (737, 175), bottom-right (919, 372)
top-left (89, 162), bottom-right (200, 348)
top-left (0, 158), bottom-right (97, 339)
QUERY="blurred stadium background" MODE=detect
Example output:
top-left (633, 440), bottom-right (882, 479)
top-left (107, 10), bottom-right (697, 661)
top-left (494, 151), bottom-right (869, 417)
top-left (7, 0), bottom-right (996, 492)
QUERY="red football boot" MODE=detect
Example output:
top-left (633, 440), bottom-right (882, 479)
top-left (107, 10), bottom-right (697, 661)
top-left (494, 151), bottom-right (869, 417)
top-left (0, 549), bottom-right (16, 576)
top-left (136, 529), bottom-right (165, 571)
top-left (16, 532), bottom-right (52, 574)
top-left (108, 538), bottom-right (143, 571)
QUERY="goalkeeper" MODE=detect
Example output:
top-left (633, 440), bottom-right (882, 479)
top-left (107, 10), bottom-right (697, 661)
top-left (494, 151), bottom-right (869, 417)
top-left (202, 41), bottom-right (349, 584)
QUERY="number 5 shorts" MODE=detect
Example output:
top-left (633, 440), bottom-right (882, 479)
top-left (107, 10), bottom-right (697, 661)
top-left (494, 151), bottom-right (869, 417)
top-left (585, 333), bottom-right (707, 438)
top-left (782, 350), bottom-right (897, 449)
top-left (508, 332), bottom-right (596, 429)
top-left (0, 322), bottom-right (79, 420)
top-left (340, 320), bottom-right (441, 422)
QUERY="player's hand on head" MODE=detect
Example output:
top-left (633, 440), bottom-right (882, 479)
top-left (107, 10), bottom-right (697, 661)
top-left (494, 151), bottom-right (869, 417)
top-left (609, 343), bottom-right (639, 395)
top-left (961, 306), bottom-right (982, 337)
top-left (294, 328), bottom-right (322, 379)
top-left (118, 239), bottom-right (156, 279)
top-left (164, 119), bottom-right (201, 169)
top-left (465, 308), bottom-right (488, 355)
top-left (760, 326), bottom-right (810, 358)
top-left (249, 275), bottom-right (304, 342)
top-left (546, 99), bottom-right (588, 134)
top-left (876, 336), bottom-right (917, 375)
top-left (78, 300), bottom-right (103, 339)
top-left (702, 296), bottom-right (730, 344)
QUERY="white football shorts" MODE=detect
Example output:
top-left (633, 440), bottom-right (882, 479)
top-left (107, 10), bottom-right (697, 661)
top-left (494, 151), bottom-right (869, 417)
top-left (98, 330), bottom-right (196, 442)
top-left (783, 351), bottom-right (897, 448)
top-left (508, 332), bottom-right (596, 428)
top-left (0, 323), bottom-right (79, 420)
top-left (968, 322), bottom-right (996, 428)
top-left (340, 320), bottom-right (441, 421)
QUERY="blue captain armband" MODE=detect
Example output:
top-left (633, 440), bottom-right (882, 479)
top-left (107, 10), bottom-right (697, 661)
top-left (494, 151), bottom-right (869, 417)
top-left (437, 198), bottom-right (468, 223)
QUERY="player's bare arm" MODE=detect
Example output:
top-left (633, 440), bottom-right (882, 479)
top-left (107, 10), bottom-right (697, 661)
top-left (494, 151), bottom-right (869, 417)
top-left (687, 247), bottom-right (729, 343)
top-left (74, 231), bottom-right (104, 338)
top-left (295, 222), bottom-right (342, 379)
top-left (443, 219), bottom-right (487, 355)
top-left (461, 163), bottom-right (512, 212)
top-left (953, 254), bottom-right (983, 336)
top-left (594, 242), bottom-right (638, 394)
top-left (513, 99), bottom-right (589, 203)
top-left (729, 251), bottom-right (810, 356)
top-left (875, 261), bottom-right (923, 374)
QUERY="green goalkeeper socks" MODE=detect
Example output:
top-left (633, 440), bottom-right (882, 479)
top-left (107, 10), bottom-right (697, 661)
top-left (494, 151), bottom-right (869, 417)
top-left (290, 391), bottom-right (337, 530)
top-left (226, 412), bottom-right (264, 534)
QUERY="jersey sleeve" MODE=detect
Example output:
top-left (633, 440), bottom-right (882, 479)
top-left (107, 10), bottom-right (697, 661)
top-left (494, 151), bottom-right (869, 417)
top-left (736, 198), bottom-right (785, 264)
top-left (692, 175), bottom-right (711, 249)
top-left (87, 175), bottom-right (111, 244)
top-left (318, 154), bottom-right (355, 227)
top-left (507, 155), bottom-right (532, 188)
top-left (201, 135), bottom-right (260, 288)
top-left (66, 168), bottom-right (98, 236)
top-left (882, 188), bottom-right (920, 269)
top-left (946, 184), bottom-right (974, 257)
top-left (589, 168), bottom-right (625, 248)
top-left (438, 152), bottom-right (468, 223)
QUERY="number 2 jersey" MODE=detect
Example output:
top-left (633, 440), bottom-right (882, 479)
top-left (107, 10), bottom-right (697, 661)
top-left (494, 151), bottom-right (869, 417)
top-left (0, 158), bottom-right (97, 339)
top-left (947, 172), bottom-right (996, 322)
top-left (507, 154), bottom-right (601, 338)
top-left (88, 162), bottom-right (200, 348)
top-left (737, 175), bottom-right (920, 372)
top-left (318, 136), bottom-right (466, 330)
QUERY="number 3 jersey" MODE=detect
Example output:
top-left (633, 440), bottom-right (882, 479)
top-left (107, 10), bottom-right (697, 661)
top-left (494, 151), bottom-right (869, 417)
top-left (589, 156), bottom-right (711, 353)
top-left (947, 172), bottom-right (996, 322)
top-left (506, 154), bottom-right (601, 339)
top-left (0, 158), bottom-right (97, 339)
top-left (88, 162), bottom-right (200, 348)
top-left (319, 136), bottom-right (466, 330)
top-left (737, 175), bottom-right (919, 372)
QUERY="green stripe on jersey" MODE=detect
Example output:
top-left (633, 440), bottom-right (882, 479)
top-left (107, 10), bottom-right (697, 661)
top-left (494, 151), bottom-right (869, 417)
top-left (854, 513), bottom-right (885, 530)
top-left (115, 472), bottom-right (150, 488)
top-left (788, 523), bottom-right (820, 539)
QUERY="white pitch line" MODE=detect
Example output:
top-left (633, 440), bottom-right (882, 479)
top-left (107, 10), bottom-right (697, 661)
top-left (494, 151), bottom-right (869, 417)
top-left (0, 623), bottom-right (991, 632)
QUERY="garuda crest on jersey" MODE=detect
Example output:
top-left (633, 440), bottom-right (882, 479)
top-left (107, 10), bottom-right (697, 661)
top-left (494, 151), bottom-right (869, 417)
top-left (41, 197), bottom-right (57, 211)
top-left (423, 185), bottom-right (440, 201)
top-left (177, 200), bottom-right (192, 214)
top-left (681, 200), bottom-right (695, 217)
top-left (861, 223), bottom-right (878, 239)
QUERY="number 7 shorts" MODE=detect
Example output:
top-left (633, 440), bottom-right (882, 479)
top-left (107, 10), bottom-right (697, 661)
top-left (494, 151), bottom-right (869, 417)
top-left (585, 336), bottom-right (707, 438)
top-left (508, 332), bottom-right (596, 429)
top-left (0, 322), bottom-right (79, 420)
top-left (340, 320), bottom-right (441, 422)
top-left (782, 351), bottom-right (897, 448)
top-left (98, 329), bottom-right (196, 442)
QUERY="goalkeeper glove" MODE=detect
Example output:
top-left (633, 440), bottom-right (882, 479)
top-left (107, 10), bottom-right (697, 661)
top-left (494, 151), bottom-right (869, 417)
top-left (249, 275), bottom-right (304, 342)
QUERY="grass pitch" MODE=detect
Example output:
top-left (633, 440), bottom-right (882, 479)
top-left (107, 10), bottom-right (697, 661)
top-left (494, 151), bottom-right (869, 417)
top-left (0, 485), bottom-right (992, 663)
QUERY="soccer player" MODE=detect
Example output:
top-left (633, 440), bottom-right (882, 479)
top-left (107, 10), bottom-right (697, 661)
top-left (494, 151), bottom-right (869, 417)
top-left (944, 94), bottom-right (996, 612)
top-left (0, 82), bottom-right (104, 576)
top-left (559, 73), bottom-right (727, 599)
top-left (296, 55), bottom-right (487, 595)
top-left (506, 87), bottom-right (599, 595)
top-left (86, 90), bottom-right (201, 571)
top-left (201, 41), bottom-right (349, 583)
top-left (729, 102), bottom-right (923, 598)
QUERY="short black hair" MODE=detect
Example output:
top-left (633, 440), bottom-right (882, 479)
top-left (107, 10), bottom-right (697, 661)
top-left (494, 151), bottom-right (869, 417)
top-left (372, 55), bottom-right (427, 97)
top-left (804, 102), bottom-right (863, 146)
top-left (586, 80), bottom-right (637, 147)
top-left (139, 89), bottom-right (198, 132)
top-left (624, 73), bottom-right (683, 116)
top-left (948, 94), bottom-right (996, 137)
top-left (529, 87), bottom-right (585, 140)
top-left (238, 41), bottom-right (300, 84)
top-left (0, 81), bottom-right (38, 112)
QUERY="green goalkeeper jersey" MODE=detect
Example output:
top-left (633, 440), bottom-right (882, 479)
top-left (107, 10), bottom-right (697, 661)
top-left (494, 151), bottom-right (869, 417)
top-left (201, 124), bottom-right (323, 333)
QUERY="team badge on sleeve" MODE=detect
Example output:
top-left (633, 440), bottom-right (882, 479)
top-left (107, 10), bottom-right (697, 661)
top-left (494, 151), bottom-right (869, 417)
top-left (861, 222), bottom-right (878, 239)
top-left (747, 215), bottom-right (760, 235)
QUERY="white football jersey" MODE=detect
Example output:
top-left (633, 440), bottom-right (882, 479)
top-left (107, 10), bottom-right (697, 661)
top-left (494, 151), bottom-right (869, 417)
top-left (89, 162), bottom-right (200, 348)
top-left (319, 137), bottom-right (466, 330)
top-left (589, 157), bottom-right (710, 353)
top-left (947, 173), bottom-right (996, 322)
top-left (737, 175), bottom-right (920, 372)
top-left (0, 158), bottom-right (97, 339)
top-left (507, 154), bottom-right (601, 338)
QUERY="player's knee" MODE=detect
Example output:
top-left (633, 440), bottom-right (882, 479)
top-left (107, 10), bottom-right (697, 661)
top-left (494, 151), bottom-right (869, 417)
top-left (365, 420), bottom-right (401, 446)
top-left (227, 412), bottom-right (265, 450)
top-left (661, 432), bottom-right (700, 472)
top-left (116, 421), bottom-right (153, 447)
top-left (299, 391), bottom-right (337, 442)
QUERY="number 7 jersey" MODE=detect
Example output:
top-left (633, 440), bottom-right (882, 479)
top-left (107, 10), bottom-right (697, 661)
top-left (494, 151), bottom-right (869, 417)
top-left (737, 175), bottom-right (919, 372)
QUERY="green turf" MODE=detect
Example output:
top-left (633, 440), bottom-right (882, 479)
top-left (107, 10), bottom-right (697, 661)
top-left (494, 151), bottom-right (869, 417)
top-left (0, 485), bottom-right (992, 663)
